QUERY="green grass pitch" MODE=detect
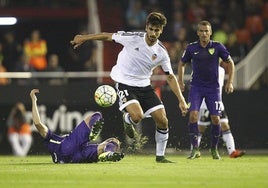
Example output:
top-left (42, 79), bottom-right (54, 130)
top-left (0, 154), bottom-right (267, 188)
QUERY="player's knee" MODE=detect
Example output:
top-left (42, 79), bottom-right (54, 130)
top-left (189, 111), bottom-right (198, 123)
top-left (189, 115), bottom-right (198, 123)
top-left (198, 125), bottom-right (206, 133)
top-left (156, 116), bottom-right (168, 129)
top-left (220, 122), bottom-right (230, 131)
top-left (130, 113), bottom-right (143, 124)
top-left (211, 119), bottom-right (220, 125)
top-left (211, 115), bottom-right (220, 125)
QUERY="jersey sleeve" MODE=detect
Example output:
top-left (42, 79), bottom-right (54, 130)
top-left (112, 31), bottom-right (143, 46)
top-left (112, 31), bottom-right (127, 45)
top-left (160, 51), bottom-right (173, 74)
top-left (218, 43), bottom-right (231, 62)
top-left (181, 46), bottom-right (191, 63)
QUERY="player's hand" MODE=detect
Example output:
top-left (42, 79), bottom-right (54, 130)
top-left (225, 82), bottom-right (234, 94)
top-left (30, 89), bottom-right (39, 101)
top-left (70, 35), bottom-right (85, 49)
top-left (179, 100), bottom-right (188, 117)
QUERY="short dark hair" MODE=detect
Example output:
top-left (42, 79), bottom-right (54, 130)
top-left (146, 12), bottom-right (167, 27)
top-left (197, 20), bottom-right (212, 30)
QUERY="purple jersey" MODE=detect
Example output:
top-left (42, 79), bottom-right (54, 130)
top-left (44, 121), bottom-right (98, 163)
top-left (181, 40), bottom-right (230, 88)
top-left (181, 40), bottom-right (229, 115)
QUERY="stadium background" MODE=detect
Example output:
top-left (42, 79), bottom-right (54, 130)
top-left (0, 0), bottom-right (267, 154)
top-left (0, 83), bottom-right (267, 154)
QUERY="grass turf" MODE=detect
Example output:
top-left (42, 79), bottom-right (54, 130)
top-left (0, 154), bottom-right (267, 188)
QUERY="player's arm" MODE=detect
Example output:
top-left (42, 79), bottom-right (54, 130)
top-left (30, 89), bottom-right (48, 138)
top-left (6, 103), bottom-right (18, 126)
top-left (178, 60), bottom-right (186, 92)
top-left (166, 74), bottom-right (188, 116)
top-left (70, 32), bottom-right (114, 49)
top-left (223, 56), bottom-right (235, 94)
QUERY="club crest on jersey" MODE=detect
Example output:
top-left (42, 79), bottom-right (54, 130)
top-left (208, 48), bottom-right (215, 55)
top-left (152, 53), bottom-right (157, 61)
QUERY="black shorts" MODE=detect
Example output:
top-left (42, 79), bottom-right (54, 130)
top-left (198, 108), bottom-right (229, 126)
top-left (115, 83), bottom-right (164, 117)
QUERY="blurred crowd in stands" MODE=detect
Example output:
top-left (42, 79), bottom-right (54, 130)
top-left (122, 0), bottom-right (267, 89)
top-left (0, 0), bottom-right (267, 89)
top-left (6, 102), bottom-right (32, 156)
top-left (123, 0), bottom-right (266, 66)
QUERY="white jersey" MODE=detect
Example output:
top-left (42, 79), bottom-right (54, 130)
top-left (110, 31), bottom-right (173, 87)
top-left (200, 66), bottom-right (225, 109)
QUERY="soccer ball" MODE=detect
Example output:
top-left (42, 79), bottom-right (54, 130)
top-left (94, 85), bottom-right (117, 107)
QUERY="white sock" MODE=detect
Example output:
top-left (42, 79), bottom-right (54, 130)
top-left (124, 113), bottom-right (131, 124)
top-left (155, 128), bottom-right (168, 156)
top-left (197, 134), bottom-right (202, 147)
top-left (222, 130), bottom-right (235, 155)
top-left (124, 112), bottom-right (139, 125)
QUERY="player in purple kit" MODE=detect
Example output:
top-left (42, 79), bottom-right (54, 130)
top-left (193, 66), bottom-right (245, 158)
top-left (30, 89), bottom-right (124, 163)
top-left (178, 20), bottom-right (235, 159)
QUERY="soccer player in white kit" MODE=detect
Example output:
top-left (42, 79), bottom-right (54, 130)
top-left (195, 66), bottom-right (245, 158)
top-left (71, 12), bottom-right (188, 163)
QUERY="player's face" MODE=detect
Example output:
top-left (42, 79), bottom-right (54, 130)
top-left (197, 25), bottom-right (212, 43)
top-left (145, 24), bottom-right (163, 45)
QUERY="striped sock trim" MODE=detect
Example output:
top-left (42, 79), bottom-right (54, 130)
top-left (156, 128), bottom-right (169, 134)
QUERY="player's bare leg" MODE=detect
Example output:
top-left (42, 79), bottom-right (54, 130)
top-left (123, 102), bottom-right (143, 138)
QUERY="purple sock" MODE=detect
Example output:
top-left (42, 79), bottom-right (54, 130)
top-left (189, 122), bottom-right (199, 148)
top-left (104, 141), bottom-right (118, 152)
top-left (88, 112), bottom-right (102, 129)
top-left (211, 124), bottom-right (221, 149)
